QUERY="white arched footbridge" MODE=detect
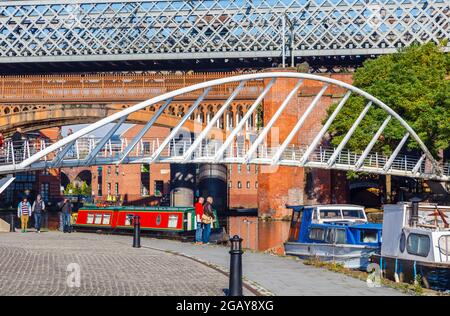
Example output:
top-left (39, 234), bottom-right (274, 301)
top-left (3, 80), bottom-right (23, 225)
top-left (0, 72), bottom-right (448, 183)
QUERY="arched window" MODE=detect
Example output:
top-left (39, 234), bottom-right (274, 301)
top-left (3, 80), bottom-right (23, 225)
top-left (196, 106), bottom-right (204, 123)
top-left (237, 106), bottom-right (244, 125)
top-left (227, 110), bottom-right (234, 129)
top-left (218, 115), bottom-right (224, 129)
top-left (207, 105), bottom-right (214, 124)
top-left (177, 106), bottom-right (185, 117)
top-left (248, 113), bottom-right (254, 129)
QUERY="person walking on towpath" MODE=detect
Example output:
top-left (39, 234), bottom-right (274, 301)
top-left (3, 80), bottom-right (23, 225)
top-left (32, 194), bottom-right (45, 233)
top-left (201, 196), bottom-right (215, 244)
top-left (17, 197), bottom-right (31, 233)
top-left (58, 198), bottom-right (73, 233)
top-left (194, 197), bottom-right (205, 245)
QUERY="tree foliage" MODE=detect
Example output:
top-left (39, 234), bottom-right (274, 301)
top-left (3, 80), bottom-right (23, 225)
top-left (325, 42), bottom-right (450, 158)
top-left (64, 181), bottom-right (92, 196)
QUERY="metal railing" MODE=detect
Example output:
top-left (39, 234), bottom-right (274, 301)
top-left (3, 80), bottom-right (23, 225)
top-left (0, 137), bottom-right (448, 181)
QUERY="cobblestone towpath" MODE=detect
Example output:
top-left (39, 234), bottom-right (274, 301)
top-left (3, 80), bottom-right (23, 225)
top-left (0, 231), bottom-right (404, 296)
top-left (0, 232), bottom-right (253, 296)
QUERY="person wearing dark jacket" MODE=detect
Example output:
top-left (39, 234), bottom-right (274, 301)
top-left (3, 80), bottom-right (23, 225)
top-left (32, 194), bottom-right (45, 233)
top-left (11, 127), bottom-right (22, 143)
top-left (201, 196), bottom-right (215, 244)
top-left (59, 198), bottom-right (73, 233)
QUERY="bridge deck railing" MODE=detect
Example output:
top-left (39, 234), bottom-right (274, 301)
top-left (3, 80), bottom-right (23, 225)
top-left (1, 138), bottom-right (448, 180)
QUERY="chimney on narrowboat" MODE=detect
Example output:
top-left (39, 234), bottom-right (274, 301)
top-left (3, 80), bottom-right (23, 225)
top-left (409, 197), bottom-right (421, 227)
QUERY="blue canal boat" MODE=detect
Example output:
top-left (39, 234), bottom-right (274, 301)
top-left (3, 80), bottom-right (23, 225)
top-left (284, 204), bottom-right (382, 270)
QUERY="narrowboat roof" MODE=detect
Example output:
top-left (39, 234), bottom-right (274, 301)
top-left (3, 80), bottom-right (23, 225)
top-left (286, 204), bottom-right (364, 211)
top-left (79, 205), bottom-right (195, 211)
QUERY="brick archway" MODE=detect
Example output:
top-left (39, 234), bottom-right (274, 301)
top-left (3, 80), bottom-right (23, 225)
top-left (0, 101), bottom-right (255, 136)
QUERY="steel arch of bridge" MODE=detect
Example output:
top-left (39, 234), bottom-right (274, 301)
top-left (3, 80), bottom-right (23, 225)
top-left (1, 72), bottom-right (448, 181)
top-left (0, 0), bottom-right (448, 64)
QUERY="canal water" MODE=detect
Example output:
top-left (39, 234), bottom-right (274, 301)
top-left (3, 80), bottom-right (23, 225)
top-left (227, 216), bottom-right (291, 255)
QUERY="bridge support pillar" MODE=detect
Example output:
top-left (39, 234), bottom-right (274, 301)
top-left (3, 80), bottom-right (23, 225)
top-left (170, 164), bottom-right (196, 207)
top-left (198, 164), bottom-right (228, 216)
top-left (257, 68), bottom-right (305, 219)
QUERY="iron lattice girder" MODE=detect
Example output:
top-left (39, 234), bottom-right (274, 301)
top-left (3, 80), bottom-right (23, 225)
top-left (0, 71), bottom-right (446, 182)
top-left (0, 0), bottom-right (448, 63)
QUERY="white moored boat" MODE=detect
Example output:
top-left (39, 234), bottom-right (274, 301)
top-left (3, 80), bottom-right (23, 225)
top-left (372, 201), bottom-right (450, 291)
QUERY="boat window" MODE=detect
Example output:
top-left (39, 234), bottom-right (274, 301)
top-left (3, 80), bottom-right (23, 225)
top-left (168, 215), bottom-right (178, 228)
top-left (313, 210), bottom-right (319, 221)
top-left (288, 210), bottom-right (302, 242)
top-left (309, 228), bottom-right (325, 241)
top-left (335, 229), bottom-right (346, 244)
top-left (125, 214), bottom-right (134, 226)
top-left (86, 213), bottom-right (94, 224)
top-left (319, 209), bottom-right (340, 219)
top-left (94, 214), bottom-right (102, 225)
top-left (438, 235), bottom-right (450, 256)
top-left (342, 209), bottom-right (365, 219)
top-left (325, 229), bottom-right (334, 243)
top-left (325, 229), bottom-right (346, 244)
top-left (361, 230), bottom-right (378, 243)
top-left (407, 233), bottom-right (430, 257)
top-left (102, 214), bottom-right (111, 225)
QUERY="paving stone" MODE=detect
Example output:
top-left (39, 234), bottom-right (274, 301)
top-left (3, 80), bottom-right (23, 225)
top-left (0, 232), bottom-right (251, 296)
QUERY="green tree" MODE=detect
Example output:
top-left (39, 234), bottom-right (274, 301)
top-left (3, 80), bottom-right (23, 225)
top-left (64, 183), bottom-right (79, 195)
top-left (79, 181), bottom-right (92, 196)
top-left (326, 42), bottom-right (450, 158)
top-left (64, 181), bottom-right (92, 196)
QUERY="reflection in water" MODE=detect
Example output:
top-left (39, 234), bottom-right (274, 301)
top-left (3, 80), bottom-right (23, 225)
top-left (227, 216), bottom-right (291, 255)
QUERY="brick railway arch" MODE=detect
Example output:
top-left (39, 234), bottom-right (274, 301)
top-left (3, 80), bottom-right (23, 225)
top-left (1, 72), bottom-right (448, 181)
top-left (0, 101), bottom-right (255, 136)
top-left (60, 171), bottom-right (70, 190)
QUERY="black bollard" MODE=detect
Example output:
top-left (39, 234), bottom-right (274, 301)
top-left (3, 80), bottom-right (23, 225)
top-left (228, 235), bottom-right (243, 296)
top-left (132, 215), bottom-right (141, 248)
top-left (9, 213), bottom-right (15, 232)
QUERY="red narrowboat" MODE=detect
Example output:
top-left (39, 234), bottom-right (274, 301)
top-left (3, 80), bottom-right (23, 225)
top-left (73, 205), bottom-right (220, 239)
